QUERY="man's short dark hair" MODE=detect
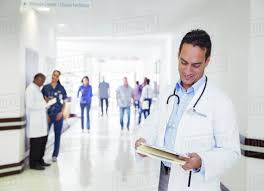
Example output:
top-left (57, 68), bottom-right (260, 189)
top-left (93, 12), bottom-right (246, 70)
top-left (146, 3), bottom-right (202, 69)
top-left (34, 73), bottom-right (46, 80)
top-left (146, 79), bottom-right (150, 85)
top-left (179, 29), bottom-right (211, 60)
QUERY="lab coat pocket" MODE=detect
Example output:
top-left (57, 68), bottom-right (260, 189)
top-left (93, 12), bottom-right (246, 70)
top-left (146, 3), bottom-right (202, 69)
top-left (186, 110), bottom-right (212, 136)
top-left (180, 112), bottom-right (214, 152)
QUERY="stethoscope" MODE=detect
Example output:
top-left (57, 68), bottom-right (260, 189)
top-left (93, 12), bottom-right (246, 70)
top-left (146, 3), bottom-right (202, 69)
top-left (166, 76), bottom-right (208, 116)
top-left (166, 76), bottom-right (208, 188)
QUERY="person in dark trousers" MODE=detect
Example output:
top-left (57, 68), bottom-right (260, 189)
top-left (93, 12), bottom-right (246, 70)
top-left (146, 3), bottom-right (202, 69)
top-left (25, 73), bottom-right (52, 170)
top-left (98, 77), bottom-right (109, 116)
top-left (116, 77), bottom-right (133, 131)
top-left (133, 81), bottom-right (141, 111)
top-left (77, 76), bottom-right (93, 132)
top-left (138, 78), bottom-right (154, 124)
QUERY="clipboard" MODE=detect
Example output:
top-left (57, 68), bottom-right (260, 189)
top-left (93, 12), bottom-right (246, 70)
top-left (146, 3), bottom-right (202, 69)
top-left (46, 98), bottom-right (56, 107)
top-left (136, 144), bottom-right (187, 165)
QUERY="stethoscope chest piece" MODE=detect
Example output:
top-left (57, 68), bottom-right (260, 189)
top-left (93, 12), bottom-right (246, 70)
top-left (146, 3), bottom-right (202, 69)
top-left (166, 76), bottom-right (208, 110)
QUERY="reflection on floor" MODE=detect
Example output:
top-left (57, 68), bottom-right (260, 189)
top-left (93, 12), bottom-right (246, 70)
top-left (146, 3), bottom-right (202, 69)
top-left (0, 109), bottom-right (159, 191)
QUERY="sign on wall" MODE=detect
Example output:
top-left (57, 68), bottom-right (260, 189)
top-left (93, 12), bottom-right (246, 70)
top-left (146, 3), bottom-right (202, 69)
top-left (21, 0), bottom-right (92, 8)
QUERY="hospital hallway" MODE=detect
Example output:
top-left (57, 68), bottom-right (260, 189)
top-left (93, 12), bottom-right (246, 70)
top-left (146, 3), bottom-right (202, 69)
top-left (1, 0), bottom-right (264, 191)
top-left (0, 108), bottom-right (159, 191)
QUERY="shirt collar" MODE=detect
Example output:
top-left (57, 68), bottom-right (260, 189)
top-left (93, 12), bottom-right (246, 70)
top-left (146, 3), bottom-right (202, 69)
top-left (175, 75), bottom-right (206, 94)
top-left (32, 82), bottom-right (40, 89)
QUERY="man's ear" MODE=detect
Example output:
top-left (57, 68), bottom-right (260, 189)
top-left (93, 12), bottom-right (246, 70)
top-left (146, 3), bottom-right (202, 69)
top-left (205, 57), bottom-right (210, 67)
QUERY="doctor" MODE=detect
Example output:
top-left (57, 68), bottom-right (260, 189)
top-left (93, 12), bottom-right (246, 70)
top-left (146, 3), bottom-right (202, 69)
top-left (135, 29), bottom-right (240, 191)
top-left (25, 73), bottom-right (51, 170)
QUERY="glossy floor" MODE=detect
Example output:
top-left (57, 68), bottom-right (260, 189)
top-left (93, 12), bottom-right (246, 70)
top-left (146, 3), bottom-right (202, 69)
top-left (0, 108), bottom-right (159, 191)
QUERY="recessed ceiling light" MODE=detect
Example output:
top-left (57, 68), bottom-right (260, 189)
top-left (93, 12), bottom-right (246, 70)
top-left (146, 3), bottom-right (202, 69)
top-left (35, 7), bottom-right (50, 12)
top-left (58, 24), bottom-right (66, 27)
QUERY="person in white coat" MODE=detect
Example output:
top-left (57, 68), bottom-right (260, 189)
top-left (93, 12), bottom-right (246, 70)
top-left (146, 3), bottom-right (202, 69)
top-left (138, 78), bottom-right (154, 124)
top-left (25, 73), bottom-right (51, 170)
top-left (135, 29), bottom-right (241, 191)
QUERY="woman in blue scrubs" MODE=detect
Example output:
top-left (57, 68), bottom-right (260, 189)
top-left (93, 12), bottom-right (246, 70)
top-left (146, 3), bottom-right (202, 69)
top-left (42, 70), bottom-right (67, 162)
top-left (77, 76), bottom-right (93, 132)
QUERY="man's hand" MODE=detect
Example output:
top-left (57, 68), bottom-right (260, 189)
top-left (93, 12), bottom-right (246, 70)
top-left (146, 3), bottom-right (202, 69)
top-left (48, 116), bottom-right (51, 124)
top-left (56, 112), bottom-right (63, 121)
top-left (180, 153), bottom-right (202, 171)
top-left (135, 138), bottom-right (147, 157)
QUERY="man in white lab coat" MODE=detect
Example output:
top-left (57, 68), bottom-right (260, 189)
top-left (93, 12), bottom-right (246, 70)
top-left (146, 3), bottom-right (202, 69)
top-left (26, 73), bottom-right (51, 170)
top-left (135, 29), bottom-right (241, 191)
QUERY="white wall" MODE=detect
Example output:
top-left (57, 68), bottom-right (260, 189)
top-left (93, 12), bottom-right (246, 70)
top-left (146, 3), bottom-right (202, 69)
top-left (39, 15), bottom-right (57, 74)
top-left (0, 0), bottom-right (26, 171)
top-left (248, 0), bottom-right (264, 139)
top-left (20, 9), bottom-right (56, 79)
top-left (0, 0), bottom-right (22, 118)
top-left (18, 8), bottom-right (54, 120)
top-left (245, 0), bottom-right (264, 190)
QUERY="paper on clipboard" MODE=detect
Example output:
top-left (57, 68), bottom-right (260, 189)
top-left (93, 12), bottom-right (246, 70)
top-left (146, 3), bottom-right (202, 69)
top-left (136, 144), bottom-right (186, 165)
top-left (46, 98), bottom-right (56, 107)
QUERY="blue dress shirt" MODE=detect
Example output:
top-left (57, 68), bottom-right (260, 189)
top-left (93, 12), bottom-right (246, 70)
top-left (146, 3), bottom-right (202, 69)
top-left (163, 75), bottom-right (206, 168)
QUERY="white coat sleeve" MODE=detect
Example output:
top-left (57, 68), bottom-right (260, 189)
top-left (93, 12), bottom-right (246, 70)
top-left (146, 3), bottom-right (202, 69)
top-left (25, 87), bottom-right (46, 111)
top-left (197, 97), bottom-right (241, 181)
top-left (134, 85), bottom-right (169, 145)
top-left (133, 106), bottom-right (161, 162)
top-left (135, 108), bottom-right (160, 144)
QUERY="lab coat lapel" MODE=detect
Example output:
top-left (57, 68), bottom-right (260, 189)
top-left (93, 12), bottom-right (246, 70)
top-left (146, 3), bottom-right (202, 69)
top-left (185, 80), bottom-right (207, 112)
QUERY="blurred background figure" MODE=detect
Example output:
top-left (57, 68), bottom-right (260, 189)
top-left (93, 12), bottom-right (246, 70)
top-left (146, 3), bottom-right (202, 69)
top-left (77, 76), bottom-right (93, 132)
top-left (138, 78), bottom-right (154, 124)
top-left (116, 77), bottom-right (133, 131)
top-left (133, 81), bottom-right (141, 112)
top-left (98, 76), bottom-right (110, 116)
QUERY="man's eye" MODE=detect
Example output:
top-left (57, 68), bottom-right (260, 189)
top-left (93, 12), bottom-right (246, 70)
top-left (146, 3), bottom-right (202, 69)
top-left (193, 64), bottom-right (200, 68)
top-left (181, 61), bottom-right (188, 65)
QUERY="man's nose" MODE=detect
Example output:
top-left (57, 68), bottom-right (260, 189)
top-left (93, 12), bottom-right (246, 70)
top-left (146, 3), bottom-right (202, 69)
top-left (184, 64), bottom-right (193, 73)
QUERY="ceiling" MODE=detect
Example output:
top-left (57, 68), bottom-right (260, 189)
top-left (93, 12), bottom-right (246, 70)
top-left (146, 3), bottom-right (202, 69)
top-left (29, 0), bottom-right (211, 37)
top-left (56, 35), bottom-right (166, 59)
top-left (19, 0), bottom-right (214, 60)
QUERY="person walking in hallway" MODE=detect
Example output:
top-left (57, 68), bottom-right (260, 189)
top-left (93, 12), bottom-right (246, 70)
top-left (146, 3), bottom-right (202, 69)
top-left (25, 73), bottom-right (52, 170)
top-left (116, 77), bottom-right (133, 131)
top-left (77, 76), bottom-right (93, 132)
top-left (42, 70), bottom-right (67, 162)
top-left (138, 78), bottom-right (154, 124)
top-left (133, 81), bottom-right (141, 112)
top-left (135, 29), bottom-right (240, 191)
top-left (98, 76), bottom-right (109, 116)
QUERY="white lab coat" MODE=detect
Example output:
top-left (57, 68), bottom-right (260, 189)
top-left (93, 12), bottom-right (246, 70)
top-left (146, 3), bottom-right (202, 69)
top-left (25, 83), bottom-right (48, 138)
top-left (136, 80), bottom-right (241, 191)
top-left (140, 84), bottom-right (154, 102)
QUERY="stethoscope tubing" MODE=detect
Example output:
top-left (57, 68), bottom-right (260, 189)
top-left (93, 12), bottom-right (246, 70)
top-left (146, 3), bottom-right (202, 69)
top-left (166, 76), bottom-right (208, 109)
top-left (166, 76), bottom-right (208, 188)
